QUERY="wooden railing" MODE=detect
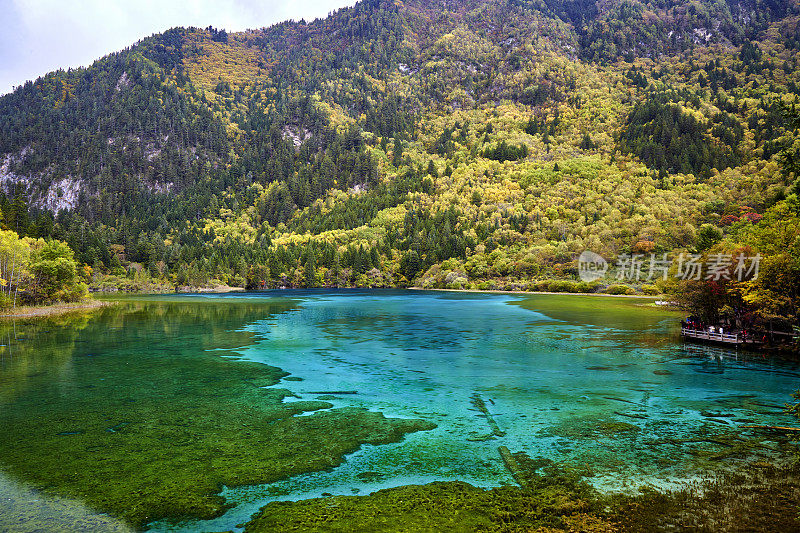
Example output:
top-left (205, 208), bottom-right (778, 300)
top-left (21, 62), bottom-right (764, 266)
top-left (681, 328), bottom-right (741, 344)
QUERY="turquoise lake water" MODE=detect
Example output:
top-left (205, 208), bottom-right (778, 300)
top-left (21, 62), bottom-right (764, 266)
top-left (1, 290), bottom-right (798, 532)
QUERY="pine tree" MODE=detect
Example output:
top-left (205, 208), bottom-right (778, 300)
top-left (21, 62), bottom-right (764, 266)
top-left (426, 160), bottom-right (438, 178)
top-left (392, 140), bottom-right (404, 168)
top-left (304, 249), bottom-right (317, 288)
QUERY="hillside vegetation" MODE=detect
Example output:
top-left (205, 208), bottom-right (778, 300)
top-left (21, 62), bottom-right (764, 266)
top-left (0, 0), bottom-right (798, 329)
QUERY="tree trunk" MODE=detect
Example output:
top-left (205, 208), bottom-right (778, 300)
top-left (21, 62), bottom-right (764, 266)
top-left (9, 254), bottom-right (16, 302)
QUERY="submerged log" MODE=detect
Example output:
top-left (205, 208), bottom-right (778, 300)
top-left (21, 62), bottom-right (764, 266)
top-left (471, 393), bottom-right (506, 437)
top-left (614, 411), bottom-right (648, 420)
top-left (498, 446), bottom-right (527, 488)
top-left (603, 396), bottom-right (638, 405)
top-left (740, 425), bottom-right (800, 433)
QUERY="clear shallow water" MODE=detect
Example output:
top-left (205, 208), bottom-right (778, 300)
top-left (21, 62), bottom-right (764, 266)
top-left (1, 290), bottom-right (798, 532)
top-left (150, 290), bottom-right (800, 532)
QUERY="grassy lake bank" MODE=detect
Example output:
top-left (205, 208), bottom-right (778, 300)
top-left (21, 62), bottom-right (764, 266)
top-left (411, 287), bottom-right (664, 298)
top-left (0, 299), bottom-right (114, 320)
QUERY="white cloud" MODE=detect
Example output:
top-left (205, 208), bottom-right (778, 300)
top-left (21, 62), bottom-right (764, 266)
top-left (0, 0), bottom-right (355, 95)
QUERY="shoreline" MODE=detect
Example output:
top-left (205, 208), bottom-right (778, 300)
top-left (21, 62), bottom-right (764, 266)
top-left (410, 287), bottom-right (664, 299)
top-left (99, 285), bottom-right (672, 303)
top-left (90, 284), bottom-right (246, 295)
top-left (94, 285), bottom-right (666, 299)
top-left (0, 299), bottom-right (114, 320)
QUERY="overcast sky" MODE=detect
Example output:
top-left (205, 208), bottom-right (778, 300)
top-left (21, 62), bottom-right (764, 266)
top-left (0, 0), bottom-right (356, 95)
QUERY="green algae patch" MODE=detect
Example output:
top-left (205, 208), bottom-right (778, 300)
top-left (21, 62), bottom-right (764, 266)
top-left (538, 415), bottom-right (641, 441)
top-left (0, 300), bottom-right (435, 529)
top-left (243, 481), bottom-right (613, 533)
top-left (244, 449), bottom-right (611, 532)
top-left (596, 421), bottom-right (640, 436)
top-left (242, 453), bottom-right (800, 533)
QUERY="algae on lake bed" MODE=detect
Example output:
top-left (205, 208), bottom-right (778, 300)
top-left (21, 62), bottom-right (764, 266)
top-left (608, 460), bottom-right (800, 532)
top-left (0, 300), bottom-right (435, 529)
top-left (243, 456), bottom-right (613, 533)
top-left (244, 481), bottom-right (612, 533)
top-left (243, 451), bottom-right (800, 533)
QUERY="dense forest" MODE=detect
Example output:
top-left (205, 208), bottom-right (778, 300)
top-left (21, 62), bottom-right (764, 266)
top-left (0, 0), bottom-right (798, 335)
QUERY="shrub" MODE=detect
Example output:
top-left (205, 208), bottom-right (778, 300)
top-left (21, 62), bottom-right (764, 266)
top-left (532, 280), bottom-right (551, 292)
top-left (604, 284), bottom-right (636, 295)
top-left (576, 281), bottom-right (600, 293)
top-left (641, 284), bottom-right (661, 295)
top-left (548, 280), bottom-right (580, 293)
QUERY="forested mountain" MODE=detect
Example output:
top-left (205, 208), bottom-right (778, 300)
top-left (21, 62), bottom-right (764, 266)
top-left (0, 0), bottom-right (798, 307)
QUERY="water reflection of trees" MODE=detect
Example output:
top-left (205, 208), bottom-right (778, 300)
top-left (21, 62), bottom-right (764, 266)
top-left (0, 313), bottom-right (93, 404)
top-left (1, 298), bottom-right (301, 403)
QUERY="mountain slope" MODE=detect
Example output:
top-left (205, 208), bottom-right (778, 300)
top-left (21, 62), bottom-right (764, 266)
top-left (0, 0), bottom-right (798, 290)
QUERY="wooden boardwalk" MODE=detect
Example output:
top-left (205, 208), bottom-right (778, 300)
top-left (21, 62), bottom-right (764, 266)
top-left (681, 327), bottom-right (744, 346)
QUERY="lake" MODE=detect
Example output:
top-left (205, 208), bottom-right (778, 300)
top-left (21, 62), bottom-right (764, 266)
top-left (1, 290), bottom-right (797, 531)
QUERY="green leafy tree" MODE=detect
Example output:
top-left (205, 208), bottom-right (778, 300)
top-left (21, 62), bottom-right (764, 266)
top-left (742, 254), bottom-right (800, 327)
top-left (696, 224), bottom-right (723, 252)
top-left (778, 102), bottom-right (800, 180)
top-left (28, 240), bottom-right (87, 303)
